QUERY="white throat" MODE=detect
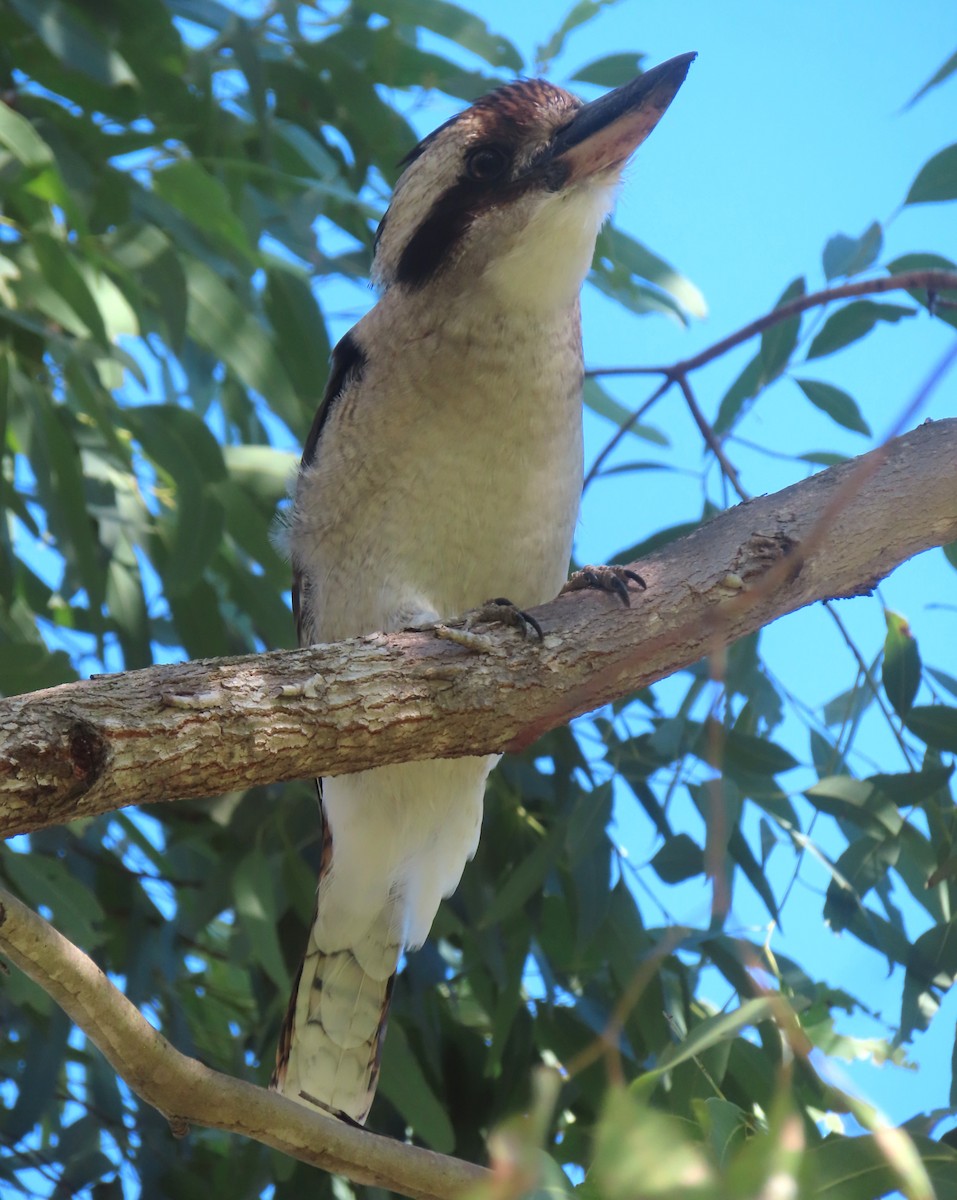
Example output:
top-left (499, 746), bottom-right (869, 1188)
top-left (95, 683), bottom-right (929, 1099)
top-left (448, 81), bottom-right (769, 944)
top-left (480, 178), bottom-right (619, 311)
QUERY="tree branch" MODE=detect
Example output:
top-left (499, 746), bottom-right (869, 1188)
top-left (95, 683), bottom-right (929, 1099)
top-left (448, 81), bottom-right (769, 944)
top-left (3, 419), bottom-right (956, 838)
top-left (588, 269), bottom-right (957, 379)
top-left (0, 886), bottom-right (490, 1200)
top-left (583, 269), bottom-right (957, 486)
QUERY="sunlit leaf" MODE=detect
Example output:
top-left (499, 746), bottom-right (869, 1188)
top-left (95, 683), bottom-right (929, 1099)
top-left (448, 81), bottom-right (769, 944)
top-left (883, 610), bottom-right (922, 718)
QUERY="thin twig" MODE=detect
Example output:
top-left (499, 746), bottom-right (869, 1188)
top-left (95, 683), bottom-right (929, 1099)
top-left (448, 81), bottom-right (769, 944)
top-left (674, 370), bottom-right (749, 502)
top-left (584, 270), bottom-right (957, 486)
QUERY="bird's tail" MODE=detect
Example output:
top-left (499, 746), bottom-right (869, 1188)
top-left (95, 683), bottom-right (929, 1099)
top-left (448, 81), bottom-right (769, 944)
top-left (271, 757), bottom-right (493, 1122)
top-left (271, 864), bottom-right (402, 1124)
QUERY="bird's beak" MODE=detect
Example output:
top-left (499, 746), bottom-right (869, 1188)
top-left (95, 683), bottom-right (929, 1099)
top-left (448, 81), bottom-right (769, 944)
top-left (550, 52), bottom-right (696, 183)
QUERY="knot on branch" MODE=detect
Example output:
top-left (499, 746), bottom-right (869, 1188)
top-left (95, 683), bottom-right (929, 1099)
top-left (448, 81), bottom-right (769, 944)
top-left (68, 719), bottom-right (109, 788)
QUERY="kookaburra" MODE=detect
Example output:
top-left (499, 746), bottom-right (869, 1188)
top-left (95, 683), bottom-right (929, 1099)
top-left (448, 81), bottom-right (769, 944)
top-left (272, 53), bottom-right (695, 1124)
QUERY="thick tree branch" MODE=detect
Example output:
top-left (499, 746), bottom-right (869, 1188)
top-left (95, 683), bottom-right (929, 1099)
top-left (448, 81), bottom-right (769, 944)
top-left (0, 886), bottom-right (490, 1200)
top-left (2, 418), bottom-right (956, 838)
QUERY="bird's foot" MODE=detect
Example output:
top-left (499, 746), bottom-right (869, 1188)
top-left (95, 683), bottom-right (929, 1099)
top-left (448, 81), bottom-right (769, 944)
top-left (560, 564), bottom-right (646, 607)
top-left (435, 597), bottom-right (543, 653)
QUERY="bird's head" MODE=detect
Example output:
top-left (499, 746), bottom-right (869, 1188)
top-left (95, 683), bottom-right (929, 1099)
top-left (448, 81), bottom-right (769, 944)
top-left (372, 53), bottom-right (695, 312)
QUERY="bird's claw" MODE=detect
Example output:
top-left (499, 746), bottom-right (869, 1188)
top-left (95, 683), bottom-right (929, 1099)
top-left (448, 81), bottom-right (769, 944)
top-left (467, 597), bottom-right (544, 641)
top-left (560, 564), bottom-right (646, 607)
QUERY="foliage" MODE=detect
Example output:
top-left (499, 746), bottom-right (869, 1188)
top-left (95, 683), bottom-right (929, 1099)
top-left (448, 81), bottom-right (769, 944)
top-left (1, 3), bottom-right (956, 1198)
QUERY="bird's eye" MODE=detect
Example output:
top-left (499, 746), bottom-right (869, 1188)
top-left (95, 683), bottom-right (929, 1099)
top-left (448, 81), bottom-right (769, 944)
top-left (465, 145), bottom-right (510, 182)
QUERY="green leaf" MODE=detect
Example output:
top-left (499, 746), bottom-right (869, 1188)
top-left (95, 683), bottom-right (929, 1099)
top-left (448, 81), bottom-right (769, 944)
top-left (165, 0), bottom-right (237, 32)
top-left (650, 833), bottom-right (703, 884)
top-left (588, 1088), bottom-right (715, 1199)
top-left (728, 826), bottom-right (781, 922)
top-left (0, 97), bottom-right (55, 168)
top-left (824, 835), bottom-right (900, 932)
top-left (882, 610), bottom-right (922, 718)
top-left (905, 705), bottom-right (957, 753)
top-left (589, 261), bottom-right (690, 324)
top-left (233, 850), bottom-right (290, 992)
top-left (2, 848), bottom-right (106, 947)
top-left (798, 451), bottom-right (850, 466)
top-left (721, 729), bottom-right (799, 776)
top-left (0, 643), bottom-right (78, 697)
top-left (649, 997), bottom-right (777, 1079)
top-left (379, 1022), bottom-right (455, 1152)
top-left (901, 919), bottom-right (957, 1041)
top-left (887, 252), bottom-right (957, 275)
top-left (359, 0), bottom-right (523, 71)
top-left (794, 379), bottom-right (871, 435)
top-left (596, 225), bottom-right (707, 321)
top-left (807, 301), bottom-right (915, 358)
top-left (805, 776), bottom-right (903, 838)
top-left (263, 266), bottom-right (331, 401)
top-left (868, 765), bottom-right (953, 808)
top-left (810, 1134), bottom-right (942, 1200)
top-left (128, 405), bottom-right (227, 594)
top-left (31, 391), bottom-right (107, 616)
top-left (480, 825), bottom-right (564, 926)
top-left (536, 0), bottom-right (623, 71)
top-left (8, 0), bottom-right (137, 87)
top-left (184, 259), bottom-right (302, 433)
top-left (582, 379), bottom-right (668, 444)
top-left (905, 143), bottom-right (957, 205)
top-left (153, 160), bottom-right (256, 260)
top-left (907, 50), bottom-right (957, 107)
top-left (2, 1007), bottom-right (71, 1142)
top-left (759, 276), bottom-right (804, 381)
top-left (822, 222), bottom-right (883, 280)
top-left (572, 53), bottom-right (646, 88)
top-left (31, 233), bottom-right (109, 346)
top-left (714, 353), bottom-right (762, 434)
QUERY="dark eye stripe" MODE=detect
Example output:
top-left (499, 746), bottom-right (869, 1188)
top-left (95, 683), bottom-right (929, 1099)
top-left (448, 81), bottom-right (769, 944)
top-left (395, 169), bottom-right (539, 289)
top-left (300, 331), bottom-right (366, 468)
top-left (395, 178), bottom-right (479, 289)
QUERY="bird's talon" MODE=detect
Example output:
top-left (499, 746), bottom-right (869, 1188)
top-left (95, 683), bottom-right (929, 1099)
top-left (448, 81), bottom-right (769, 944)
top-left (469, 597), bottom-right (544, 641)
top-left (561, 564), bottom-right (646, 607)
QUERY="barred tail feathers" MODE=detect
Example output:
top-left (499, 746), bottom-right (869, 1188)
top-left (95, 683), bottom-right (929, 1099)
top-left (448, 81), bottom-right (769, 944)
top-left (272, 757), bottom-right (493, 1123)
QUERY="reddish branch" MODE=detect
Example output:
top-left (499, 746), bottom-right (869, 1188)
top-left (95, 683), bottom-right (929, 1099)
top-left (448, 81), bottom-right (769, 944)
top-left (584, 269), bottom-right (957, 487)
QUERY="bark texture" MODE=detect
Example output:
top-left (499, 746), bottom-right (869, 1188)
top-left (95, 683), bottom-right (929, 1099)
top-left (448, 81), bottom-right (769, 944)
top-left (2, 418), bottom-right (956, 839)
